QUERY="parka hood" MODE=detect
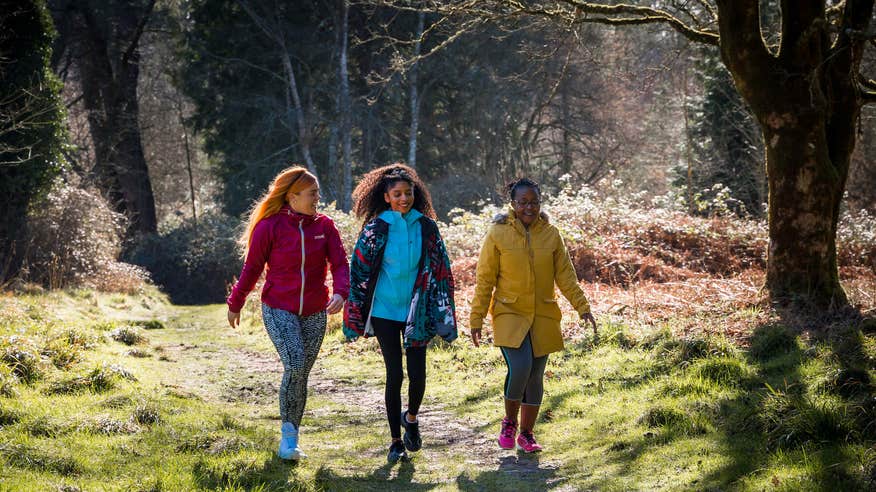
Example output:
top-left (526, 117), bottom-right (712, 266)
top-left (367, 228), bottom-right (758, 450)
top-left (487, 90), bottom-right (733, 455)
top-left (492, 209), bottom-right (550, 225)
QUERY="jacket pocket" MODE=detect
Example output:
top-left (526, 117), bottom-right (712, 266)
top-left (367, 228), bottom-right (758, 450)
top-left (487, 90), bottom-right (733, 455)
top-left (539, 297), bottom-right (562, 320)
top-left (494, 292), bottom-right (518, 304)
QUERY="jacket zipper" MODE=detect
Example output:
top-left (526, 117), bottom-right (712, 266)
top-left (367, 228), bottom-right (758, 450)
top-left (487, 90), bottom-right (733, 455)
top-left (298, 221), bottom-right (306, 315)
top-left (525, 227), bottom-right (535, 304)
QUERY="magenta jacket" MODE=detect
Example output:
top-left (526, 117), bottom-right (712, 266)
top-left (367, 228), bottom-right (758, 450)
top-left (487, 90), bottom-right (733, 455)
top-left (227, 206), bottom-right (350, 316)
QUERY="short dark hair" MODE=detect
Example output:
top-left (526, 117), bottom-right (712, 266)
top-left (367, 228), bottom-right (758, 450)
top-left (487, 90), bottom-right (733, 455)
top-left (506, 177), bottom-right (541, 201)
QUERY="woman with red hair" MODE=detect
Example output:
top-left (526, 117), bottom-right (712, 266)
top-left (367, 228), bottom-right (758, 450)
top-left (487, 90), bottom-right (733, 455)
top-left (227, 166), bottom-right (349, 461)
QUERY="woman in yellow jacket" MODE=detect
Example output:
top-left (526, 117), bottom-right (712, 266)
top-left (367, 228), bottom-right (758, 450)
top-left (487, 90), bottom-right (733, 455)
top-left (470, 178), bottom-right (597, 452)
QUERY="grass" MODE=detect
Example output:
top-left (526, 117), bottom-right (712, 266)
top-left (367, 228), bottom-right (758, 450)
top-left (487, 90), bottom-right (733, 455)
top-left (0, 289), bottom-right (875, 490)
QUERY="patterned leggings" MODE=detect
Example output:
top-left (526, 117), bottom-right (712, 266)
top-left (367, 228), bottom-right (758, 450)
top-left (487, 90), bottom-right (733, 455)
top-left (262, 305), bottom-right (327, 427)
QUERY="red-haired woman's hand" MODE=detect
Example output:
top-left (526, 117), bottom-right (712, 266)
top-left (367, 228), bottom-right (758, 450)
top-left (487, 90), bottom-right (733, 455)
top-left (228, 310), bottom-right (241, 329)
top-left (326, 294), bottom-right (344, 315)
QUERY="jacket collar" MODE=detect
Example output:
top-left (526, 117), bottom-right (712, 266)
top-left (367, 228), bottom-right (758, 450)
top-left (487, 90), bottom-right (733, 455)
top-left (280, 205), bottom-right (319, 225)
top-left (379, 208), bottom-right (423, 225)
top-left (493, 208), bottom-right (549, 234)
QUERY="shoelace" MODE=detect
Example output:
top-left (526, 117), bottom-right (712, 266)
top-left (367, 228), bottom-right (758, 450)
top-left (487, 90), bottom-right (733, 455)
top-left (501, 419), bottom-right (517, 438)
top-left (519, 432), bottom-right (537, 445)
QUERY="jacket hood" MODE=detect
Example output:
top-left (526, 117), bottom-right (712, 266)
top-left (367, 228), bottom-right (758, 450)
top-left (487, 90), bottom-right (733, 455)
top-left (492, 208), bottom-right (550, 225)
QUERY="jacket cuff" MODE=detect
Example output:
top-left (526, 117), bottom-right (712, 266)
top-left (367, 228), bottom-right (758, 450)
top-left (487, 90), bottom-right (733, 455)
top-left (469, 317), bottom-right (484, 330)
top-left (227, 295), bottom-right (244, 313)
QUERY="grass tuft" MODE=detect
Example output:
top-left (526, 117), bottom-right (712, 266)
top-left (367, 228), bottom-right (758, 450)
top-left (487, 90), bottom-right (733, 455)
top-left (0, 363), bottom-right (19, 397)
top-left (41, 337), bottom-right (82, 370)
top-left (83, 415), bottom-right (142, 435)
top-left (110, 326), bottom-right (147, 345)
top-left (132, 402), bottom-right (161, 425)
top-left (690, 356), bottom-right (752, 388)
top-left (216, 414), bottom-right (242, 431)
top-left (24, 415), bottom-right (71, 437)
top-left (100, 394), bottom-right (133, 409)
top-left (46, 364), bottom-right (123, 394)
top-left (192, 456), bottom-right (271, 490)
top-left (177, 433), bottom-right (255, 455)
top-left (132, 319), bottom-right (166, 330)
top-left (1, 442), bottom-right (81, 476)
top-left (824, 367), bottom-right (873, 398)
top-left (638, 405), bottom-right (686, 428)
top-left (761, 385), bottom-right (856, 449)
top-left (1, 336), bottom-right (44, 384)
top-left (0, 405), bottom-right (21, 425)
top-left (749, 324), bottom-right (799, 360)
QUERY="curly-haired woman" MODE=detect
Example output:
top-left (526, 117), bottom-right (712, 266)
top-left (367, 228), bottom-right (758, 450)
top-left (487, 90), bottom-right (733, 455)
top-left (342, 163), bottom-right (457, 463)
top-left (470, 177), bottom-right (597, 453)
top-left (227, 166), bottom-right (349, 461)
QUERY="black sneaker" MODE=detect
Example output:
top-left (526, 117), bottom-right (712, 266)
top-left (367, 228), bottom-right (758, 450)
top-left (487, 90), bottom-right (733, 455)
top-left (387, 440), bottom-right (408, 463)
top-left (401, 410), bottom-right (422, 452)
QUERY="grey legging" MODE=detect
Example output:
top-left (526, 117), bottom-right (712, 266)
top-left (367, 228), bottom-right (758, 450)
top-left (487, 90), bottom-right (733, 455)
top-left (262, 305), bottom-right (327, 427)
top-left (500, 332), bottom-right (548, 405)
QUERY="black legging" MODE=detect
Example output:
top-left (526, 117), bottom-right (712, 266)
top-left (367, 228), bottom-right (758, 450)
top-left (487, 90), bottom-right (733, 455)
top-left (372, 317), bottom-right (427, 439)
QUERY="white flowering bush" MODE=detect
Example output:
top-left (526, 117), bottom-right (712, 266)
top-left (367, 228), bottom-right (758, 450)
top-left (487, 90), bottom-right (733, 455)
top-left (19, 180), bottom-right (148, 292)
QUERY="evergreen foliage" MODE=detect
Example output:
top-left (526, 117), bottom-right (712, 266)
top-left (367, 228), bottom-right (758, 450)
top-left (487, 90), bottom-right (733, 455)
top-left (176, 0), bottom-right (608, 217)
top-left (675, 48), bottom-right (764, 217)
top-left (0, 0), bottom-right (66, 282)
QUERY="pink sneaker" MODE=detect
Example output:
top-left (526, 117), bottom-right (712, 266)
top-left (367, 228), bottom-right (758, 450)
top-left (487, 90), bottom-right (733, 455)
top-left (498, 417), bottom-right (517, 449)
top-left (516, 431), bottom-right (543, 452)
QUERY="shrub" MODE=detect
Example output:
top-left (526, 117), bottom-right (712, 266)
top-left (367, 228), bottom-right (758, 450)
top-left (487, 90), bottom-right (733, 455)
top-left (17, 180), bottom-right (149, 292)
top-left (126, 214), bottom-right (240, 304)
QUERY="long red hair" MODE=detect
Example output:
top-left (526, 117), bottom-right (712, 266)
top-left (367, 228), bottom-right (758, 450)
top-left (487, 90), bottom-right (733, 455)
top-left (239, 166), bottom-right (317, 256)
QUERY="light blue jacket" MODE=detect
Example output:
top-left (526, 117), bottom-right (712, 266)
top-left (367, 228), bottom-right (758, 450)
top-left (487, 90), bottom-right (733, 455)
top-left (371, 209), bottom-right (422, 321)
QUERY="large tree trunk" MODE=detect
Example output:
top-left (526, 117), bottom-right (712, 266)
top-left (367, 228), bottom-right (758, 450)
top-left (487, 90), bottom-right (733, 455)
top-left (75, 3), bottom-right (157, 237)
top-left (761, 109), bottom-right (849, 307)
top-left (715, 0), bottom-right (873, 309)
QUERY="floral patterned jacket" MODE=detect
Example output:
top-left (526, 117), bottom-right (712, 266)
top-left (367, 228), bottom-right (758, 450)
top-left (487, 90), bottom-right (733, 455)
top-left (342, 214), bottom-right (457, 348)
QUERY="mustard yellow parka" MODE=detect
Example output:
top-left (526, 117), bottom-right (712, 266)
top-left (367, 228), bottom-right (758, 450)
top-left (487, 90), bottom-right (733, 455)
top-left (469, 209), bottom-right (590, 357)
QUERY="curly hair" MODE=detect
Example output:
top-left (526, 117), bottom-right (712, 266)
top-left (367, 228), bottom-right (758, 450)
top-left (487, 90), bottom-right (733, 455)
top-left (352, 163), bottom-right (436, 226)
top-left (506, 177), bottom-right (541, 201)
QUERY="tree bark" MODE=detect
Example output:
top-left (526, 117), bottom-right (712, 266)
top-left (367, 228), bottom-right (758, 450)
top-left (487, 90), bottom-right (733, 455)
top-left (408, 10), bottom-right (425, 170)
top-left (714, 0), bottom-right (873, 308)
top-left (73, 2), bottom-right (157, 237)
top-left (338, 0), bottom-right (353, 210)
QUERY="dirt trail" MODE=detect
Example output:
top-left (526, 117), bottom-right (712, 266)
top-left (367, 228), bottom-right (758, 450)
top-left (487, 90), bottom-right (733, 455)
top-left (156, 326), bottom-right (563, 479)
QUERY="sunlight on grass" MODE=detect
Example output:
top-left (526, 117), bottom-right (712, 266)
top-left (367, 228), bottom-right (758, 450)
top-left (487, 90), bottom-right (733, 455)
top-left (1, 290), bottom-right (875, 490)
